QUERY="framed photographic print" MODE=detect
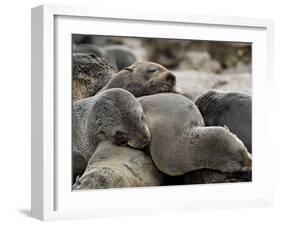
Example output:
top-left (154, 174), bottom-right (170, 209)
top-left (31, 4), bottom-right (274, 221)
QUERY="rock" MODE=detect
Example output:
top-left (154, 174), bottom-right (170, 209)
top-left (173, 70), bottom-right (251, 101)
top-left (180, 51), bottom-right (222, 73)
top-left (183, 41), bottom-right (251, 73)
top-left (208, 42), bottom-right (251, 70)
top-left (144, 39), bottom-right (190, 69)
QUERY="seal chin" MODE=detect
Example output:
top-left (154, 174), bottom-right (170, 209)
top-left (128, 125), bottom-right (151, 149)
top-left (162, 83), bottom-right (176, 92)
top-left (127, 137), bottom-right (150, 149)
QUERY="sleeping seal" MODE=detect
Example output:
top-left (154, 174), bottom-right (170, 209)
top-left (100, 61), bottom-right (176, 97)
top-left (73, 141), bottom-right (163, 190)
top-left (138, 93), bottom-right (252, 176)
top-left (72, 88), bottom-right (151, 179)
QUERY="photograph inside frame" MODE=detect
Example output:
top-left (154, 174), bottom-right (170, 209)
top-left (72, 34), bottom-right (252, 190)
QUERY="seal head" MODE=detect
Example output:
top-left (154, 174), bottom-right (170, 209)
top-left (102, 61), bottom-right (176, 97)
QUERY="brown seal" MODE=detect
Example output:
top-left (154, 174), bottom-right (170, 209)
top-left (72, 53), bottom-right (117, 101)
top-left (100, 61), bottom-right (176, 97)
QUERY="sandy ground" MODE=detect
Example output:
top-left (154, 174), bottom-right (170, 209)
top-left (173, 70), bottom-right (252, 101)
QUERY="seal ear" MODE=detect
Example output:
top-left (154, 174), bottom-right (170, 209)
top-left (114, 67), bottom-right (133, 78)
top-left (96, 130), bottom-right (106, 140)
top-left (224, 125), bottom-right (230, 132)
top-left (123, 67), bottom-right (133, 72)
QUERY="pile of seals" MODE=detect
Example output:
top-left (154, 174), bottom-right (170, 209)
top-left (72, 50), bottom-right (252, 190)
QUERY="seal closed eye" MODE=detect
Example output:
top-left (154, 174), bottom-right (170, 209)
top-left (99, 61), bottom-right (176, 97)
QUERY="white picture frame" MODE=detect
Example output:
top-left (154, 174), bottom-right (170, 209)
top-left (31, 4), bottom-right (274, 221)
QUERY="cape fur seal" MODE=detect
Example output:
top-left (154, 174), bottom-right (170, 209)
top-left (138, 93), bottom-right (252, 176)
top-left (73, 88), bottom-right (151, 162)
top-left (103, 45), bottom-right (137, 71)
top-left (195, 90), bottom-right (252, 153)
top-left (100, 61), bottom-right (176, 97)
top-left (73, 141), bottom-right (163, 190)
top-left (72, 53), bottom-right (117, 101)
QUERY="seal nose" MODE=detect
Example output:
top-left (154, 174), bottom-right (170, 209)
top-left (165, 72), bottom-right (176, 85)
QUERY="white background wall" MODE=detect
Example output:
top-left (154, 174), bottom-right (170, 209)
top-left (0, 0), bottom-right (280, 225)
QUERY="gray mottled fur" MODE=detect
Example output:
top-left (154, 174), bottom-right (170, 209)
top-left (73, 141), bottom-right (163, 190)
top-left (73, 88), bottom-right (151, 164)
top-left (195, 90), bottom-right (252, 153)
top-left (138, 93), bottom-right (252, 176)
top-left (100, 61), bottom-right (176, 97)
top-left (72, 53), bottom-right (117, 101)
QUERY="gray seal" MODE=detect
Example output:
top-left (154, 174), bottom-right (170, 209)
top-left (72, 88), bottom-right (151, 179)
top-left (138, 93), bottom-right (252, 176)
top-left (72, 53), bottom-right (117, 101)
top-left (100, 61), bottom-right (176, 97)
top-left (73, 141), bottom-right (163, 190)
top-left (195, 90), bottom-right (252, 153)
top-left (73, 88), bottom-right (151, 161)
